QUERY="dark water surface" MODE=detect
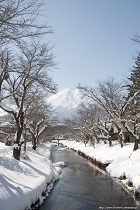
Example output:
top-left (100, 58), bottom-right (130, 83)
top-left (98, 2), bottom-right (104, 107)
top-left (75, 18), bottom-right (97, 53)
top-left (39, 146), bottom-right (140, 210)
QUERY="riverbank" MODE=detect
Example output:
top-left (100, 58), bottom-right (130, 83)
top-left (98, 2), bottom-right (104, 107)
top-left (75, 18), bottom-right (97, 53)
top-left (0, 142), bottom-right (63, 210)
top-left (60, 140), bottom-right (140, 198)
top-left (38, 145), bottom-right (138, 210)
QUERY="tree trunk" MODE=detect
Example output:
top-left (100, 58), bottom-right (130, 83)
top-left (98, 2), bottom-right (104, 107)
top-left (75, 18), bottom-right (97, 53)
top-left (13, 126), bottom-right (23, 160)
top-left (108, 137), bottom-right (112, 147)
top-left (93, 129), bottom-right (100, 143)
top-left (32, 136), bottom-right (37, 150)
top-left (90, 136), bottom-right (95, 147)
top-left (13, 147), bottom-right (21, 160)
top-left (23, 129), bottom-right (27, 151)
top-left (23, 139), bottom-right (26, 151)
top-left (32, 144), bottom-right (36, 150)
top-left (133, 138), bottom-right (139, 151)
top-left (118, 134), bottom-right (123, 148)
top-left (120, 140), bottom-right (123, 148)
top-left (13, 112), bottom-right (24, 160)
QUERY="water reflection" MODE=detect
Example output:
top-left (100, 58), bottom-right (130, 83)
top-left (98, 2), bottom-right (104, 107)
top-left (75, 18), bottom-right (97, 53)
top-left (39, 146), bottom-right (140, 210)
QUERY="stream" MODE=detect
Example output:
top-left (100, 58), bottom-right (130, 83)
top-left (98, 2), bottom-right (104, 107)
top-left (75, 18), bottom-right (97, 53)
top-left (38, 145), bottom-right (140, 210)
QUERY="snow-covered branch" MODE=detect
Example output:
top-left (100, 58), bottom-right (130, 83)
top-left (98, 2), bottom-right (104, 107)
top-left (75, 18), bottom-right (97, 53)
top-left (0, 102), bottom-right (16, 115)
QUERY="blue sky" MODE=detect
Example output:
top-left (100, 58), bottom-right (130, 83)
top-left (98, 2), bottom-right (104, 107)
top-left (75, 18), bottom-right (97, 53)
top-left (45, 0), bottom-right (140, 90)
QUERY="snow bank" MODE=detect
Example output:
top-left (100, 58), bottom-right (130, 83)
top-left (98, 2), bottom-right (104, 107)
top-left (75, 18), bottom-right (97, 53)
top-left (60, 140), bottom-right (140, 196)
top-left (0, 142), bottom-right (63, 210)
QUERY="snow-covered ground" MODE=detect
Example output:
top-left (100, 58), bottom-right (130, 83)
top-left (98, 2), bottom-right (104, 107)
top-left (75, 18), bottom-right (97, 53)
top-left (1, 140), bottom-right (140, 210)
top-left (0, 142), bottom-right (63, 210)
top-left (60, 140), bottom-right (140, 197)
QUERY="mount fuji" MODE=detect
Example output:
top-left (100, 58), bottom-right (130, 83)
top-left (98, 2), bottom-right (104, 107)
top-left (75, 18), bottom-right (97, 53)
top-left (46, 88), bottom-right (85, 119)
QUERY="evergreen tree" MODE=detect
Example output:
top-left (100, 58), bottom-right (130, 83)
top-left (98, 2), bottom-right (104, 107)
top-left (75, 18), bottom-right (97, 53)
top-left (127, 54), bottom-right (140, 117)
top-left (127, 54), bottom-right (140, 150)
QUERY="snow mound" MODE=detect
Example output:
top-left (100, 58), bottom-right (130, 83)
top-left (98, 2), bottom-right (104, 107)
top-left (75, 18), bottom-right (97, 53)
top-left (0, 143), bottom-right (62, 210)
top-left (0, 155), bottom-right (39, 177)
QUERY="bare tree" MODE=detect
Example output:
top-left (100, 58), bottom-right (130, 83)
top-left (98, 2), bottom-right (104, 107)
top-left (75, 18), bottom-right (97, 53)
top-left (25, 93), bottom-right (53, 150)
top-left (78, 77), bottom-right (126, 147)
top-left (0, 42), bottom-right (57, 160)
top-left (65, 103), bottom-right (105, 147)
top-left (0, 0), bottom-right (52, 93)
top-left (65, 118), bottom-right (82, 141)
top-left (0, 0), bottom-right (52, 46)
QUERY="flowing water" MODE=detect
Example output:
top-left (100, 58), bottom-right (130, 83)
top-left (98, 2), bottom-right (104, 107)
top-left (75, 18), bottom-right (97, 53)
top-left (39, 146), bottom-right (140, 210)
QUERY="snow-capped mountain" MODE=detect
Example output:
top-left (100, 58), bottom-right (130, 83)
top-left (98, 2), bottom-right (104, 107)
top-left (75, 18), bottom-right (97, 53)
top-left (46, 88), bottom-right (85, 119)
